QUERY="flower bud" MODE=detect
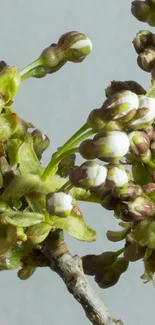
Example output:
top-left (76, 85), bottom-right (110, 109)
top-left (143, 183), bottom-right (155, 202)
top-left (128, 196), bottom-right (154, 220)
top-left (112, 257), bottom-right (129, 274)
top-left (82, 250), bottom-right (119, 276)
top-left (128, 130), bottom-right (150, 155)
top-left (87, 109), bottom-right (105, 130)
top-left (39, 43), bottom-right (63, 69)
top-left (46, 192), bottom-right (73, 217)
top-left (105, 80), bottom-right (146, 97)
top-left (18, 266), bottom-right (36, 280)
top-left (113, 182), bottom-right (143, 201)
top-left (101, 91), bottom-right (139, 122)
top-left (133, 30), bottom-right (153, 54)
top-left (93, 131), bottom-right (130, 162)
top-left (131, 219), bottom-right (155, 248)
top-left (79, 139), bottom-right (96, 160)
top-left (69, 161), bottom-right (107, 190)
top-left (124, 242), bottom-right (145, 261)
top-left (31, 129), bottom-right (50, 160)
top-left (101, 189), bottom-right (120, 210)
top-left (57, 153), bottom-right (76, 177)
top-left (130, 96), bottom-right (155, 128)
top-left (106, 164), bottom-right (129, 188)
top-left (131, 1), bottom-right (151, 23)
top-left (137, 47), bottom-right (155, 72)
top-left (95, 266), bottom-right (120, 289)
top-left (58, 31), bottom-right (92, 63)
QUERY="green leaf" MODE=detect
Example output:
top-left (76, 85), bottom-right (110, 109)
top-left (26, 222), bottom-right (52, 244)
top-left (1, 211), bottom-right (44, 227)
top-left (49, 211), bottom-right (96, 242)
top-left (0, 113), bottom-right (18, 141)
top-left (132, 164), bottom-right (151, 185)
top-left (6, 139), bottom-right (22, 167)
top-left (0, 243), bottom-right (32, 270)
top-left (18, 134), bottom-right (43, 175)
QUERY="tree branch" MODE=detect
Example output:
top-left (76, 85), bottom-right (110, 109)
top-left (41, 232), bottom-right (124, 325)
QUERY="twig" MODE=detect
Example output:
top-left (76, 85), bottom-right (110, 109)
top-left (41, 232), bottom-right (124, 325)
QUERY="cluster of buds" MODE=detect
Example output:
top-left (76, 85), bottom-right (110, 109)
top-left (82, 250), bottom-right (129, 288)
top-left (24, 31), bottom-right (93, 79)
top-left (131, 1), bottom-right (155, 27)
top-left (87, 88), bottom-right (155, 132)
top-left (132, 29), bottom-right (155, 75)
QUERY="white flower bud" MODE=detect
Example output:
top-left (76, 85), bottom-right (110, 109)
top-left (131, 96), bottom-right (155, 126)
top-left (46, 192), bottom-right (73, 217)
top-left (107, 165), bottom-right (129, 187)
top-left (70, 38), bottom-right (92, 51)
top-left (103, 131), bottom-right (130, 156)
top-left (86, 164), bottom-right (107, 187)
top-left (113, 91), bottom-right (139, 119)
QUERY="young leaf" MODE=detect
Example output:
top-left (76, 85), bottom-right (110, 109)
top-left (6, 139), bottom-right (22, 167)
top-left (26, 222), bottom-right (52, 244)
top-left (18, 134), bottom-right (43, 175)
top-left (1, 211), bottom-right (44, 227)
top-left (132, 164), bottom-right (151, 185)
top-left (49, 211), bottom-right (96, 242)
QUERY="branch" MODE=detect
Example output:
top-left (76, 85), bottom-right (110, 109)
top-left (41, 232), bottom-right (124, 325)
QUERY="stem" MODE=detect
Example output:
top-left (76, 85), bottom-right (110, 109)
top-left (41, 147), bottom-right (79, 181)
top-left (41, 232), bottom-right (123, 325)
top-left (20, 59), bottom-right (41, 80)
top-left (41, 123), bottom-right (95, 181)
top-left (55, 123), bottom-right (89, 158)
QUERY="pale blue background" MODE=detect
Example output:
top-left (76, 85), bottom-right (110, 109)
top-left (0, 1), bottom-right (153, 325)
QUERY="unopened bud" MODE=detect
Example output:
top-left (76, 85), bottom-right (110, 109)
top-left (46, 192), bottom-right (73, 217)
top-left (31, 129), bottom-right (50, 160)
top-left (133, 30), bottom-right (153, 54)
top-left (137, 47), bottom-right (155, 72)
top-left (58, 31), bottom-right (92, 63)
top-left (106, 164), bottom-right (129, 188)
top-left (82, 250), bottom-right (120, 276)
top-left (0, 66), bottom-right (21, 103)
top-left (87, 109), bottom-right (105, 130)
top-left (101, 190), bottom-right (120, 210)
top-left (113, 182), bottom-right (143, 201)
top-left (95, 266), bottom-right (120, 289)
top-left (128, 130), bottom-right (150, 155)
top-left (18, 266), bottom-right (36, 280)
top-left (57, 153), bottom-right (76, 177)
top-left (93, 131), bottom-right (130, 162)
top-left (143, 183), bottom-right (155, 200)
top-left (124, 242), bottom-right (145, 261)
top-left (130, 96), bottom-right (155, 129)
top-left (79, 139), bottom-right (96, 160)
top-left (105, 80), bottom-right (146, 97)
top-left (131, 1), bottom-right (151, 23)
top-left (69, 161), bottom-right (107, 190)
top-left (101, 91), bottom-right (139, 122)
top-left (128, 196), bottom-right (154, 220)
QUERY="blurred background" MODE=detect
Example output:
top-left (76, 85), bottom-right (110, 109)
top-left (0, 1), bottom-right (153, 324)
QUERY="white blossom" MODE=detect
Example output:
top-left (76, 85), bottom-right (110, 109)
top-left (103, 131), bottom-right (130, 157)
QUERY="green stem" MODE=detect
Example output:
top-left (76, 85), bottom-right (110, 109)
top-left (41, 147), bottom-right (79, 181)
top-left (68, 129), bottom-right (96, 149)
top-left (41, 123), bottom-right (92, 181)
top-left (147, 81), bottom-right (155, 98)
top-left (20, 59), bottom-right (41, 80)
top-left (54, 123), bottom-right (89, 158)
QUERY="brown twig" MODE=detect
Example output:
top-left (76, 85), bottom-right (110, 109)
top-left (41, 231), bottom-right (124, 325)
